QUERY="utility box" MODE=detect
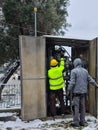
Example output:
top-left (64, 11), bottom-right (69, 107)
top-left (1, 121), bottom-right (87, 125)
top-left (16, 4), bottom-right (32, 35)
top-left (19, 35), bottom-right (98, 120)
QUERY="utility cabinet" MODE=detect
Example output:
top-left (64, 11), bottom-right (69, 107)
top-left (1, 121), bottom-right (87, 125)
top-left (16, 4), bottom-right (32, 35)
top-left (19, 35), bottom-right (98, 120)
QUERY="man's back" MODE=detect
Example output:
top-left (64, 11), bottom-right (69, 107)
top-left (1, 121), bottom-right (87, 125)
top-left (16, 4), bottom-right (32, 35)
top-left (71, 66), bottom-right (89, 94)
top-left (48, 58), bottom-right (65, 90)
top-left (68, 58), bottom-right (96, 94)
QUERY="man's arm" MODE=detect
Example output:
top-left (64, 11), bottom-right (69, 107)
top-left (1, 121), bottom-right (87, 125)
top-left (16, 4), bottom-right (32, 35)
top-left (87, 74), bottom-right (98, 88)
top-left (59, 58), bottom-right (65, 70)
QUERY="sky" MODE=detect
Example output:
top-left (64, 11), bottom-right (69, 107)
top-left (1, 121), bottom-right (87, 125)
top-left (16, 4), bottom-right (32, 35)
top-left (65, 0), bottom-right (98, 40)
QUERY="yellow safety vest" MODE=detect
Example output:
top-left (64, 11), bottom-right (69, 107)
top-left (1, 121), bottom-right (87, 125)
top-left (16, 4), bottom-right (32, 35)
top-left (48, 58), bottom-right (65, 90)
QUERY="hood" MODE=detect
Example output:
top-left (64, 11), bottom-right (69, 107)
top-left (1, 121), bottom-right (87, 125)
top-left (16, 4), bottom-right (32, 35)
top-left (73, 58), bottom-right (82, 68)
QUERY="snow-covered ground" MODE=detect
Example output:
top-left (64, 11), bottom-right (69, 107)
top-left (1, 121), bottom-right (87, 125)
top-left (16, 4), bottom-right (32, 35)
top-left (0, 75), bottom-right (98, 129)
top-left (0, 112), bottom-right (98, 130)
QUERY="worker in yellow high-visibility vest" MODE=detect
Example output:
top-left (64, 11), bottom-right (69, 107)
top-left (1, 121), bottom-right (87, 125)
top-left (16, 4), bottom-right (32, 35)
top-left (48, 57), bottom-right (65, 117)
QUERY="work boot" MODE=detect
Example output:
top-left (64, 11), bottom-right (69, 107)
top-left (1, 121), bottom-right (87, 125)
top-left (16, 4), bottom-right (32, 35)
top-left (79, 121), bottom-right (88, 127)
top-left (70, 123), bottom-right (80, 128)
top-left (79, 122), bottom-right (85, 126)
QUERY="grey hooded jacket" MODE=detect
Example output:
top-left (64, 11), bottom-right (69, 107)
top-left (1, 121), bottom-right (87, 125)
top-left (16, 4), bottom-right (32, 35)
top-left (67, 58), bottom-right (96, 94)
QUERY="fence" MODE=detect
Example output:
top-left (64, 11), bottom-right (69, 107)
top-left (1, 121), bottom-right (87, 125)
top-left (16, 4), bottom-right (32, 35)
top-left (0, 84), bottom-right (21, 110)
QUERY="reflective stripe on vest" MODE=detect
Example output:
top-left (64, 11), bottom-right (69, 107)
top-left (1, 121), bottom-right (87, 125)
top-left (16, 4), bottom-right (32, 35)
top-left (49, 75), bottom-right (63, 80)
top-left (50, 81), bottom-right (64, 87)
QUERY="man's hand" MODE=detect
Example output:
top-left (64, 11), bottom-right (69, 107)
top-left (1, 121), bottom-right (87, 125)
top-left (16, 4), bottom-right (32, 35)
top-left (96, 84), bottom-right (98, 88)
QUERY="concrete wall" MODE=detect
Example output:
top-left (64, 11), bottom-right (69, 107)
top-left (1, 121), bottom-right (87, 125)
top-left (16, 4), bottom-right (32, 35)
top-left (19, 36), bottom-right (46, 120)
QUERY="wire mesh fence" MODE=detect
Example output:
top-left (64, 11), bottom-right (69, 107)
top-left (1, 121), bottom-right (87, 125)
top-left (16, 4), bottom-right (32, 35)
top-left (0, 84), bottom-right (21, 109)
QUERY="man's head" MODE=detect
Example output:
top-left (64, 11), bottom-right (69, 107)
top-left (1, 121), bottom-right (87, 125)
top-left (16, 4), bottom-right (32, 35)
top-left (73, 58), bottom-right (82, 67)
top-left (50, 59), bottom-right (58, 67)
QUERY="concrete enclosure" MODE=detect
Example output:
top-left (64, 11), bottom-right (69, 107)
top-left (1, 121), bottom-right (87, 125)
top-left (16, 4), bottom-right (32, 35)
top-left (19, 35), bottom-right (98, 120)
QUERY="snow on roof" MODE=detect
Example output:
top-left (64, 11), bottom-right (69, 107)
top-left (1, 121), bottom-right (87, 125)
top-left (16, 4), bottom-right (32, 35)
top-left (42, 35), bottom-right (91, 41)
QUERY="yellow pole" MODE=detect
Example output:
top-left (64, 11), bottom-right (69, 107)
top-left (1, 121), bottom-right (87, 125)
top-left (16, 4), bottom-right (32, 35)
top-left (34, 7), bottom-right (38, 37)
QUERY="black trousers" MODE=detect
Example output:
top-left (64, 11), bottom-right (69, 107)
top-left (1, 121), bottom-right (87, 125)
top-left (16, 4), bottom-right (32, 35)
top-left (49, 89), bottom-right (65, 116)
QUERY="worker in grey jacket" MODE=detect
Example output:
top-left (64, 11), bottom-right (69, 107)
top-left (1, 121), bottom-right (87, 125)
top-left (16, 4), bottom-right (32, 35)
top-left (67, 58), bottom-right (98, 127)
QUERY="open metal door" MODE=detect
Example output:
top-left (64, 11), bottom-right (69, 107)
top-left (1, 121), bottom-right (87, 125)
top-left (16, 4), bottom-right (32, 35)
top-left (20, 36), bottom-right (47, 120)
top-left (89, 38), bottom-right (98, 117)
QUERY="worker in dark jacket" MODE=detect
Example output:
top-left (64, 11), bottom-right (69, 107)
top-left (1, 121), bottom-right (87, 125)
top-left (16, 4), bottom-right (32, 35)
top-left (67, 58), bottom-right (98, 127)
top-left (48, 58), bottom-right (65, 117)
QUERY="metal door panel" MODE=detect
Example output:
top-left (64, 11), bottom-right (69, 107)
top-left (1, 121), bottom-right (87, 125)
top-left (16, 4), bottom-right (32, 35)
top-left (89, 38), bottom-right (97, 117)
top-left (19, 36), bottom-right (47, 120)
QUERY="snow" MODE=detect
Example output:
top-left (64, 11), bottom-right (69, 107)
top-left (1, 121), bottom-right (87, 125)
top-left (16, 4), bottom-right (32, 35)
top-left (0, 112), bottom-right (98, 130)
top-left (0, 77), bottom-right (97, 129)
